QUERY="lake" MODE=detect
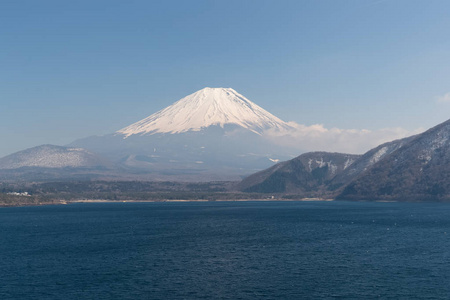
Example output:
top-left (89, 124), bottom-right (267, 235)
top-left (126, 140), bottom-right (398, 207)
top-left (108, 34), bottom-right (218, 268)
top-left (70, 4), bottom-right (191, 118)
top-left (1, 201), bottom-right (450, 299)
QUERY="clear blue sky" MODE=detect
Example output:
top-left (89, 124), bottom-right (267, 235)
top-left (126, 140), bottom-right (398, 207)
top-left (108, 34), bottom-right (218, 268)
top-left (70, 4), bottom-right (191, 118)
top-left (1, 0), bottom-right (450, 156)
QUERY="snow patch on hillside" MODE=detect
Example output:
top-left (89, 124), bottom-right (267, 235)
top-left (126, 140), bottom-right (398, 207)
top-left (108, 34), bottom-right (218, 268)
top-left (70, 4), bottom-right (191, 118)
top-left (343, 158), bottom-right (355, 170)
top-left (370, 146), bottom-right (388, 164)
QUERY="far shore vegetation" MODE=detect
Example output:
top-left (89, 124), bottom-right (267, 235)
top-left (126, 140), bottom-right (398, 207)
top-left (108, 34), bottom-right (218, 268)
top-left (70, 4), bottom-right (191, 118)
top-left (0, 180), bottom-right (323, 207)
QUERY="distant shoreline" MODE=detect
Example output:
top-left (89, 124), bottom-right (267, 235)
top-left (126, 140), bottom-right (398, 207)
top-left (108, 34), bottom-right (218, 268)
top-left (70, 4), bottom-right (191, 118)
top-left (0, 197), bottom-right (335, 208)
top-left (68, 198), bottom-right (334, 204)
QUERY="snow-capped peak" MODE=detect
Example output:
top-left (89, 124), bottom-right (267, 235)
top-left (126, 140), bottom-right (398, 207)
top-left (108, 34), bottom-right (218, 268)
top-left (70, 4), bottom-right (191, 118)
top-left (117, 87), bottom-right (292, 137)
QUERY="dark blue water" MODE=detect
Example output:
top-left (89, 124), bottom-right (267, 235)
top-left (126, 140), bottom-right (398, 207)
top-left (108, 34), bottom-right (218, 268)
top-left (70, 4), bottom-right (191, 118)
top-left (1, 201), bottom-right (450, 299)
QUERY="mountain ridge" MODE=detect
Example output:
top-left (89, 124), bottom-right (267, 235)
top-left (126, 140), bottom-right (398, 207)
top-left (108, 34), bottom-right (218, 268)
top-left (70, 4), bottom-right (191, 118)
top-left (337, 119), bottom-right (450, 201)
top-left (237, 135), bottom-right (418, 195)
top-left (238, 118), bottom-right (450, 201)
top-left (239, 152), bottom-right (361, 194)
top-left (0, 144), bottom-right (111, 170)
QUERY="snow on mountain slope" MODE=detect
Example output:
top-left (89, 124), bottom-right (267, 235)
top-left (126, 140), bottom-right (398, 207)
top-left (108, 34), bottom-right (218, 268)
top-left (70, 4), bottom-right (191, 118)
top-left (0, 145), bottom-right (110, 169)
top-left (118, 87), bottom-right (293, 137)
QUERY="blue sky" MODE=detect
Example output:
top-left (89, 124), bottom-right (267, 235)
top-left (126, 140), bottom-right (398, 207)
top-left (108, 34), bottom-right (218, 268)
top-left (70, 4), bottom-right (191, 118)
top-left (1, 0), bottom-right (450, 156)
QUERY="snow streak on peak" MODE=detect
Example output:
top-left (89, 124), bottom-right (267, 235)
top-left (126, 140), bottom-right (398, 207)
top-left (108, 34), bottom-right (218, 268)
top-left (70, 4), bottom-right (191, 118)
top-left (117, 87), bottom-right (292, 137)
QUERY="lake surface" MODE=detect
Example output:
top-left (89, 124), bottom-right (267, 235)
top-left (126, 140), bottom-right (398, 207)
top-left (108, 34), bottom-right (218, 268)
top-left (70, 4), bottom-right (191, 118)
top-left (1, 201), bottom-right (450, 299)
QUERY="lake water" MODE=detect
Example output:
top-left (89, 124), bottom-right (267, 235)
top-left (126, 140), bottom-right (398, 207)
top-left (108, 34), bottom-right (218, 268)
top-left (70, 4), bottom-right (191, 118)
top-left (1, 201), bottom-right (450, 299)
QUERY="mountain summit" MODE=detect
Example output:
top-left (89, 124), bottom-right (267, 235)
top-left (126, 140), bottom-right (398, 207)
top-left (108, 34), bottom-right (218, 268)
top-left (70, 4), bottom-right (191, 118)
top-left (118, 87), bottom-right (292, 137)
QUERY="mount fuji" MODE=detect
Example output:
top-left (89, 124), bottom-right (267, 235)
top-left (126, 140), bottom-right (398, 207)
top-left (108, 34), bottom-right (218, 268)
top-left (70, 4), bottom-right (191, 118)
top-left (69, 87), bottom-right (298, 180)
top-left (118, 87), bottom-right (293, 136)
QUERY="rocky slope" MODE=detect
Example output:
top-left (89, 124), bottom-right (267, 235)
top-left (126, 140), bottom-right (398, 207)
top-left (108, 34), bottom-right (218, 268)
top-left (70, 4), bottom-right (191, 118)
top-left (239, 152), bottom-right (360, 194)
top-left (337, 119), bottom-right (450, 201)
top-left (328, 136), bottom-right (415, 190)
